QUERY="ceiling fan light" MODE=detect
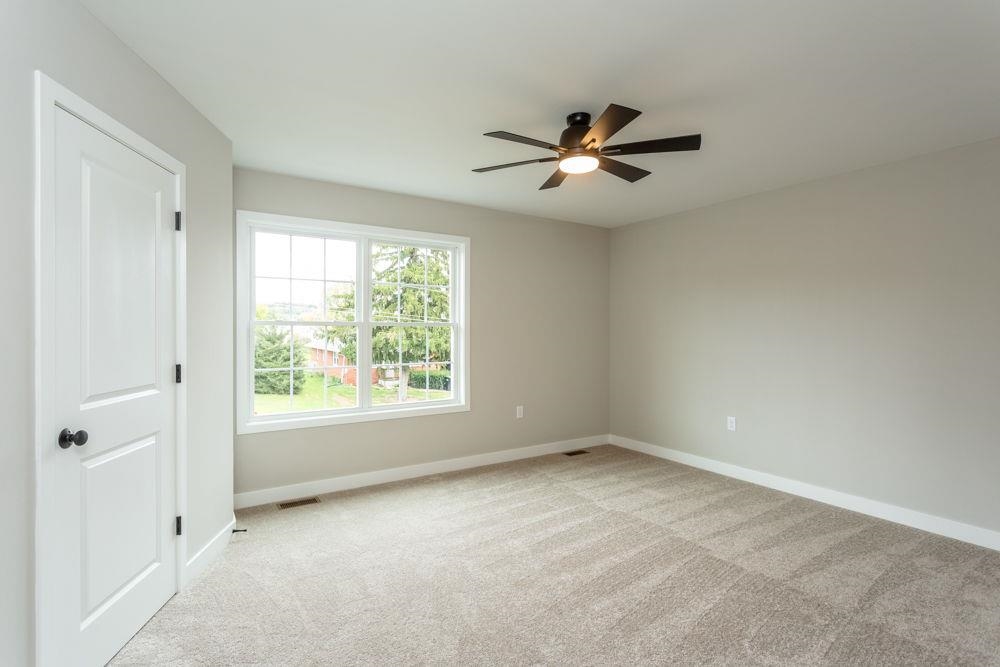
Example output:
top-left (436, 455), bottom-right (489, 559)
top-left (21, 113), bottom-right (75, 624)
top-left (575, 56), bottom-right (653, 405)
top-left (558, 155), bottom-right (599, 174)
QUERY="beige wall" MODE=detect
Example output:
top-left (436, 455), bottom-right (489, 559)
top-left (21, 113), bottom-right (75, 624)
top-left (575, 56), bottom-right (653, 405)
top-left (611, 137), bottom-right (1000, 533)
top-left (234, 168), bottom-right (610, 494)
top-left (1, 0), bottom-right (234, 661)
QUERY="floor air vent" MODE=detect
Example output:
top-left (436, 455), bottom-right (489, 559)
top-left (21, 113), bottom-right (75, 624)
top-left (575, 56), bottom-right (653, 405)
top-left (563, 450), bottom-right (590, 457)
top-left (277, 497), bottom-right (320, 510)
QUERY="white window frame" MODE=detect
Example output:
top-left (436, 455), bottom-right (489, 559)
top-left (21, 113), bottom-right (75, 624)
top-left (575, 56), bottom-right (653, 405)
top-left (236, 210), bottom-right (470, 434)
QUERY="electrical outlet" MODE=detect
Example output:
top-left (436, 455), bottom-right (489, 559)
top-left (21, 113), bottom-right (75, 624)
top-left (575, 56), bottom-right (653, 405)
top-left (515, 405), bottom-right (524, 419)
top-left (727, 416), bottom-right (737, 432)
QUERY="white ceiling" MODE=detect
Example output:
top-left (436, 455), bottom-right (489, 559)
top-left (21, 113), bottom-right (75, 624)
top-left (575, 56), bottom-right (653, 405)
top-left (82, 0), bottom-right (1000, 228)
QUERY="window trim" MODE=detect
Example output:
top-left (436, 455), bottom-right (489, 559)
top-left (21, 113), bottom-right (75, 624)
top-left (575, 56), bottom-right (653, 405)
top-left (235, 210), bottom-right (470, 434)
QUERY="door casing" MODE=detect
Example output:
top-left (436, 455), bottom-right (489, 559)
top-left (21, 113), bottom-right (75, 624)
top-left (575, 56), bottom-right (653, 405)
top-left (32, 71), bottom-right (188, 665)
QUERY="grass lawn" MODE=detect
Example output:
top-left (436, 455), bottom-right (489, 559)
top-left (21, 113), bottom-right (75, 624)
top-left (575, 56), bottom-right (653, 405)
top-left (254, 372), bottom-right (450, 415)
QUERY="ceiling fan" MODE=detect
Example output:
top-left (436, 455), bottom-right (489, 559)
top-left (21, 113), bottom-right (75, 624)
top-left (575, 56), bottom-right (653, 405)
top-left (473, 103), bottom-right (702, 190)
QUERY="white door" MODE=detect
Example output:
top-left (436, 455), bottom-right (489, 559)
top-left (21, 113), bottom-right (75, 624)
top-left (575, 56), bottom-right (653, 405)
top-left (38, 106), bottom-right (179, 666)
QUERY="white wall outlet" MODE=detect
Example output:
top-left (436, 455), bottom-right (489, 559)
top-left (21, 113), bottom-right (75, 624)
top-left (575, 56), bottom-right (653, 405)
top-left (727, 416), bottom-right (737, 432)
top-left (515, 405), bottom-right (524, 419)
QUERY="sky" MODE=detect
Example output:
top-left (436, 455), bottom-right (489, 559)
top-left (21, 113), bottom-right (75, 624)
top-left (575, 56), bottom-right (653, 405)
top-left (254, 232), bottom-right (356, 315)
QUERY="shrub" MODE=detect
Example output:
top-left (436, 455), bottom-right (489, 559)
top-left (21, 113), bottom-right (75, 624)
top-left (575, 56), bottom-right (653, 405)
top-left (407, 369), bottom-right (451, 391)
top-left (254, 368), bottom-right (306, 395)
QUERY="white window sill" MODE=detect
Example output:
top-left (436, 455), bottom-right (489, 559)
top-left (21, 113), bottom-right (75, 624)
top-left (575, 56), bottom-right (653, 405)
top-left (237, 401), bottom-right (470, 435)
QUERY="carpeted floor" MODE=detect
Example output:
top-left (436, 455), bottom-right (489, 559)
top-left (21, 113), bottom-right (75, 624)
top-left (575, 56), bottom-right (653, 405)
top-left (113, 445), bottom-right (1000, 665)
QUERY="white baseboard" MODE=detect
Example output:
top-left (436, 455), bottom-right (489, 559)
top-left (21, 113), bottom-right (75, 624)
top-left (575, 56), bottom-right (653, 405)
top-left (610, 434), bottom-right (1000, 553)
top-left (233, 434), bottom-right (610, 509)
top-left (182, 512), bottom-right (236, 587)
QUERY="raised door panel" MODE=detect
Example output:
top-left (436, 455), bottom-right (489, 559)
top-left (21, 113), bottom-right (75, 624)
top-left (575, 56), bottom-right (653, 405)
top-left (81, 157), bottom-right (160, 404)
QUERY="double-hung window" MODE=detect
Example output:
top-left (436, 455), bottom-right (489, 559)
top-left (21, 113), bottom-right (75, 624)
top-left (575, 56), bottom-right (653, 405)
top-left (236, 210), bottom-right (469, 433)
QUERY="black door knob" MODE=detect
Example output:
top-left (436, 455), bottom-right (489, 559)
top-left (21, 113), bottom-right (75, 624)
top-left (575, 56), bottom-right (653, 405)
top-left (58, 428), bottom-right (89, 449)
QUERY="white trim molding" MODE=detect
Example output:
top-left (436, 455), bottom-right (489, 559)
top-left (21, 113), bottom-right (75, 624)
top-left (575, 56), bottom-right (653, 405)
top-left (182, 513), bottom-right (236, 588)
top-left (610, 434), bottom-right (1000, 553)
top-left (234, 435), bottom-right (610, 509)
top-left (234, 209), bottom-right (471, 435)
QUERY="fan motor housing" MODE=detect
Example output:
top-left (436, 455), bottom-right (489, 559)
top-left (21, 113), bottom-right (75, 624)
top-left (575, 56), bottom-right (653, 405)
top-left (561, 146), bottom-right (598, 159)
top-left (560, 112), bottom-right (592, 148)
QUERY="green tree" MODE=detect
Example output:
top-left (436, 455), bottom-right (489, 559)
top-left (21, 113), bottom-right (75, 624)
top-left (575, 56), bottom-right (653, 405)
top-left (369, 245), bottom-right (451, 400)
top-left (329, 326), bottom-right (357, 363)
top-left (321, 289), bottom-right (357, 365)
top-left (254, 326), bottom-right (309, 395)
top-left (313, 245), bottom-right (451, 400)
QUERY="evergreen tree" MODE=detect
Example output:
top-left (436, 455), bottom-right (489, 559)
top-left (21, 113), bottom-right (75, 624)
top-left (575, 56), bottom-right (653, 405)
top-left (254, 326), bottom-right (309, 394)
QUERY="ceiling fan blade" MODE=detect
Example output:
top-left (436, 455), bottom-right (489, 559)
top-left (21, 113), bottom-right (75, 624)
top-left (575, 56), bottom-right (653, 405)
top-left (601, 134), bottom-right (702, 156)
top-left (598, 157), bottom-right (651, 183)
top-left (539, 169), bottom-right (568, 190)
top-left (484, 131), bottom-right (564, 152)
top-left (580, 104), bottom-right (642, 148)
top-left (472, 157), bottom-right (558, 173)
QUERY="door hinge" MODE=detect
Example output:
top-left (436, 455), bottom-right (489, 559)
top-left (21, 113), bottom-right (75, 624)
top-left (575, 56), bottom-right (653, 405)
top-left (174, 211), bottom-right (182, 231)
top-left (175, 364), bottom-right (182, 383)
top-left (175, 516), bottom-right (182, 536)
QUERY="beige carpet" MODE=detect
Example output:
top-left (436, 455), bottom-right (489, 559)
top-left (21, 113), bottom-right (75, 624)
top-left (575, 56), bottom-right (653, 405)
top-left (113, 445), bottom-right (1000, 665)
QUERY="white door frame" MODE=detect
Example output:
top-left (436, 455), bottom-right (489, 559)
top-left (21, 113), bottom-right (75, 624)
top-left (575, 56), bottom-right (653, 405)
top-left (32, 71), bottom-right (188, 664)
